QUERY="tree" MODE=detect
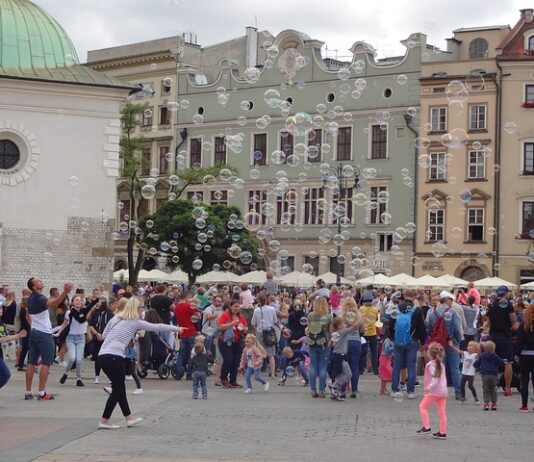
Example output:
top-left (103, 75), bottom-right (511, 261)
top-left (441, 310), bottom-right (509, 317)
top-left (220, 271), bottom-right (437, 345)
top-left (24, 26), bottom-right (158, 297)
top-left (139, 200), bottom-right (259, 284)
top-left (118, 102), bottom-right (238, 286)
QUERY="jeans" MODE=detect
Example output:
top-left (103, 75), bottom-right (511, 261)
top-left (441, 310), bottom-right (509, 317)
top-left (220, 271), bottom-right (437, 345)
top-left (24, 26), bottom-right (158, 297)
top-left (245, 366), bottom-right (267, 389)
top-left (364, 335), bottom-right (378, 374)
top-left (99, 354), bottom-right (131, 419)
top-left (445, 345), bottom-right (461, 395)
top-left (16, 335), bottom-right (30, 369)
top-left (460, 374), bottom-right (478, 400)
top-left (0, 358), bottom-right (11, 389)
top-left (176, 336), bottom-right (195, 378)
top-left (347, 340), bottom-right (362, 392)
top-left (192, 370), bottom-right (207, 397)
top-left (66, 334), bottom-right (85, 379)
top-left (219, 341), bottom-right (242, 384)
top-left (392, 340), bottom-right (419, 393)
top-left (308, 346), bottom-right (329, 393)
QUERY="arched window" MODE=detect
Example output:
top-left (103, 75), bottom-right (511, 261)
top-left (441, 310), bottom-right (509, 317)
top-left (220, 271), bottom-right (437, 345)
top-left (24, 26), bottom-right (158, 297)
top-left (469, 38), bottom-right (489, 59)
top-left (0, 139), bottom-right (20, 170)
top-left (460, 266), bottom-right (485, 281)
top-left (529, 35), bottom-right (534, 51)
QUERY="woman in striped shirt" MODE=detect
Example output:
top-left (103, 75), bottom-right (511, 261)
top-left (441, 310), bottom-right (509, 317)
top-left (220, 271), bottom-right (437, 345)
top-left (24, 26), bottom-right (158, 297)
top-left (98, 297), bottom-right (184, 429)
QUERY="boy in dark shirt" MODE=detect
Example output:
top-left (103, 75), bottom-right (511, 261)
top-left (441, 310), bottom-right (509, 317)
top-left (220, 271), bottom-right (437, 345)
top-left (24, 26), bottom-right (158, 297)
top-left (474, 340), bottom-right (505, 411)
top-left (191, 343), bottom-right (209, 399)
top-left (278, 346), bottom-right (309, 386)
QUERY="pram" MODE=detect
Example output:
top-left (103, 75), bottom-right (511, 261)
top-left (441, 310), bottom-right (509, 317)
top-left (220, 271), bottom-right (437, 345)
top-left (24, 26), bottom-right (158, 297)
top-left (137, 331), bottom-right (179, 380)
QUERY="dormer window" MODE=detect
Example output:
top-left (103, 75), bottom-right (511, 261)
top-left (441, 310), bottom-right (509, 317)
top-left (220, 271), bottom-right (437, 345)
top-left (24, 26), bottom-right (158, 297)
top-left (529, 35), bottom-right (534, 51)
top-left (469, 38), bottom-right (489, 59)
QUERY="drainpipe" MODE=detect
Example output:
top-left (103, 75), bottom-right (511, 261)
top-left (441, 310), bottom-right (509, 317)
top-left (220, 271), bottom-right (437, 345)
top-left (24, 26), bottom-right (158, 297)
top-left (493, 63), bottom-right (503, 276)
top-left (404, 114), bottom-right (418, 276)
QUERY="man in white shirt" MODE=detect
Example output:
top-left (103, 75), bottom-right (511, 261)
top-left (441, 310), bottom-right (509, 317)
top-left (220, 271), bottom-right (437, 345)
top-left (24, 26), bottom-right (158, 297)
top-left (251, 293), bottom-right (278, 378)
top-left (202, 295), bottom-right (223, 384)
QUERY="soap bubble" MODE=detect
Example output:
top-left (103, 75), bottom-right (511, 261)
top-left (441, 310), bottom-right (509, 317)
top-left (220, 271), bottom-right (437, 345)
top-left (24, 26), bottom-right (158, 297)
top-left (320, 316), bottom-right (329, 326)
top-left (299, 317), bottom-right (308, 326)
top-left (192, 259), bottom-right (203, 270)
top-left (285, 366), bottom-right (296, 377)
top-left (141, 184), bottom-right (156, 199)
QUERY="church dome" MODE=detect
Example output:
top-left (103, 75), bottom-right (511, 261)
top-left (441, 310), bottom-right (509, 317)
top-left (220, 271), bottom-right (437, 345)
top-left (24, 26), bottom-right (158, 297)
top-left (0, 0), bottom-right (79, 70)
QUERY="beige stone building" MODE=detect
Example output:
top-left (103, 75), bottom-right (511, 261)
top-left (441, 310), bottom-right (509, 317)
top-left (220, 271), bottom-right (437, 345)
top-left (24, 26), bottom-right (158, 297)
top-left (495, 9), bottom-right (534, 285)
top-left (415, 25), bottom-right (510, 280)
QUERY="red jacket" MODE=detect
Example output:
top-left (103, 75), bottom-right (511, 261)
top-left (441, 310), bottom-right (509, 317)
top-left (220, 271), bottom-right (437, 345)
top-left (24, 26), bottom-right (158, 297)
top-left (217, 310), bottom-right (248, 343)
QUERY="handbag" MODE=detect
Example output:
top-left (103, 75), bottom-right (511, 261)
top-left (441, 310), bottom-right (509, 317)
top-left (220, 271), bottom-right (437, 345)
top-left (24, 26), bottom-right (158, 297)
top-left (260, 307), bottom-right (277, 347)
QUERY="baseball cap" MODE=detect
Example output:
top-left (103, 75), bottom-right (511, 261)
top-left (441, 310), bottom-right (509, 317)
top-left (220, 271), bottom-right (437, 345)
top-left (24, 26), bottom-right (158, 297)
top-left (439, 290), bottom-right (454, 300)
top-left (496, 285), bottom-right (508, 296)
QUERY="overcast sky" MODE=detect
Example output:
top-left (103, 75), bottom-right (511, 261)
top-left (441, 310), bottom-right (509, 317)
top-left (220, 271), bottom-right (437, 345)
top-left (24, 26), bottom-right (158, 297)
top-left (37, 0), bottom-right (526, 62)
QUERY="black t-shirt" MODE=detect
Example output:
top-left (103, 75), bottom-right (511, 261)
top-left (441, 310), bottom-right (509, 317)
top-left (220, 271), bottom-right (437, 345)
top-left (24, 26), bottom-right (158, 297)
top-left (19, 308), bottom-right (31, 332)
top-left (1, 301), bottom-right (16, 325)
top-left (487, 298), bottom-right (514, 336)
top-left (150, 295), bottom-right (173, 324)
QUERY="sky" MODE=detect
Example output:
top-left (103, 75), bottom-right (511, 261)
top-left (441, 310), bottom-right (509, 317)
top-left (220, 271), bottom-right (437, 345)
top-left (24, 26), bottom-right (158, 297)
top-left (36, 0), bottom-right (527, 62)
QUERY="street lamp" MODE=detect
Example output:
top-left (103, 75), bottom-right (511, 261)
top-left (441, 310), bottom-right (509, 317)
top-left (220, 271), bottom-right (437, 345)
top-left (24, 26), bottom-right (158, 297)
top-left (321, 164), bottom-right (360, 285)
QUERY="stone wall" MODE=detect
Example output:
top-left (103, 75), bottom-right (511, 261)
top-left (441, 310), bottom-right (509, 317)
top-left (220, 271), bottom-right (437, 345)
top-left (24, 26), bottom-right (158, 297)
top-left (0, 217), bottom-right (114, 295)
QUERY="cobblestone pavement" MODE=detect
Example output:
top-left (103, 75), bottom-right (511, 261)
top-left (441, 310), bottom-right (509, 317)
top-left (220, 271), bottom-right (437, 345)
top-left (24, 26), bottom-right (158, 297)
top-left (0, 359), bottom-right (531, 462)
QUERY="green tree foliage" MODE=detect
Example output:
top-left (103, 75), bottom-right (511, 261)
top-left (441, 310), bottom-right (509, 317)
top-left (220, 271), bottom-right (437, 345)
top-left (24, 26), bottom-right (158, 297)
top-left (140, 200), bottom-right (259, 283)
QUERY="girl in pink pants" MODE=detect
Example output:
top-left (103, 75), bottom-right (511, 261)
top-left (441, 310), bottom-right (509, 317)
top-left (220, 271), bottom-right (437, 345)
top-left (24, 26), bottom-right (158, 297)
top-left (417, 342), bottom-right (448, 439)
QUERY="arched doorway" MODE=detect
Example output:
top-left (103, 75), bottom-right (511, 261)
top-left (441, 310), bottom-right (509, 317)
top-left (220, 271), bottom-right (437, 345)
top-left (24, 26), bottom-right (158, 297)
top-left (460, 266), bottom-right (486, 282)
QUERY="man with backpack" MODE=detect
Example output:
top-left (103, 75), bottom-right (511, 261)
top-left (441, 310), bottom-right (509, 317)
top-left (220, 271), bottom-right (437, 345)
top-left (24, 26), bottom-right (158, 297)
top-left (426, 291), bottom-right (463, 400)
top-left (390, 290), bottom-right (426, 399)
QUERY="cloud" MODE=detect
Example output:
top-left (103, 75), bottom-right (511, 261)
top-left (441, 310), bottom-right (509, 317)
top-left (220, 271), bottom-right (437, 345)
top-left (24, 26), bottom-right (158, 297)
top-left (36, 0), bottom-right (525, 62)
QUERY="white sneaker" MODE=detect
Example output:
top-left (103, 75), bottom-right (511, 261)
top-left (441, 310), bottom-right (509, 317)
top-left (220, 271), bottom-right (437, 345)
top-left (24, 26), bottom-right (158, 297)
top-left (407, 392), bottom-right (416, 399)
top-left (94, 376), bottom-right (100, 384)
top-left (58, 361), bottom-right (67, 368)
top-left (245, 388), bottom-right (252, 394)
top-left (263, 382), bottom-right (270, 392)
top-left (126, 417), bottom-right (143, 428)
top-left (399, 384), bottom-right (407, 391)
top-left (132, 388), bottom-right (143, 395)
top-left (103, 386), bottom-right (112, 395)
top-left (98, 422), bottom-right (120, 430)
top-left (390, 391), bottom-right (403, 399)
top-left (125, 375), bottom-right (133, 380)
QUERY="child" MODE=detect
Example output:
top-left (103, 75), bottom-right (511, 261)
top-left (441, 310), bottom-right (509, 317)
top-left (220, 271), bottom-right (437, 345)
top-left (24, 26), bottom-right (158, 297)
top-left (449, 341), bottom-right (480, 404)
top-left (278, 346), bottom-right (309, 386)
top-left (240, 334), bottom-right (269, 393)
top-left (379, 329), bottom-right (394, 395)
top-left (190, 343), bottom-right (209, 399)
top-left (473, 340), bottom-right (504, 411)
top-left (417, 342), bottom-right (448, 439)
top-left (125, 340), bottom-right (143, 395)
top-left (328, 317), bottom-right (357, 401)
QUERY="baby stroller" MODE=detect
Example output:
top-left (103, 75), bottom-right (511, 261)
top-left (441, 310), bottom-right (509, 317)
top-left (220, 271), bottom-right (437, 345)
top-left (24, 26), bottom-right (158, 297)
top-left (137, 331), bottom-right (179, 380)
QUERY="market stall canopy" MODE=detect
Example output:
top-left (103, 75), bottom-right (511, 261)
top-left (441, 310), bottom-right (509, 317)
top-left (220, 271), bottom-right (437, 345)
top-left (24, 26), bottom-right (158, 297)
top-left (316, 272), bottom-right (353, 286)
top-left (474, 277), bottom-right (517, 290)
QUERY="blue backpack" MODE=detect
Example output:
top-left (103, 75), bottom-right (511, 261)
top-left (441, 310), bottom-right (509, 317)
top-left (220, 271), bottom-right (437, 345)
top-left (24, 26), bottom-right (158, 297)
top-left (394, 309), bottom-right (415, 346)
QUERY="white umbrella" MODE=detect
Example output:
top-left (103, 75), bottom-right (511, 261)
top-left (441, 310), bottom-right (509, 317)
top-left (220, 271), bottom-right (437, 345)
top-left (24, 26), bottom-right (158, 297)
top-left (137, 269), bottom-right (169, 283)
top-left (279, 271), bottom-right (315, 288)
top-left (196, 271), bottom-right (241, 284)
top-left (520, 281), bottom-right (534, 290)
top-left (165, 269), bottom-right (189, 284)
top-left (113, 269), bottom-right (129, 281)
top-left (316, 271), bottom-right (353, 286)
top-left (435, 274), bottom-right (469, 288)
top-left (389, 273), bottom-right (419, 288)
top-left (237, 270), bottom-right (274, 285)
top-left (355, 273), bottom-right (396, 287)
top-left (413, 274), bottom-right (450, 289)
top-left (474, 277), bottom-right (517, 290)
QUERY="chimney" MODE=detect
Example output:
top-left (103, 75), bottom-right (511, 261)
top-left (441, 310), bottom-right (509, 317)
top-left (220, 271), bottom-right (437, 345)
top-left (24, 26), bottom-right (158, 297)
top-left (520, 8), bottom-right (534, 23)
top-left (246, 26), bottom-right (258, 68)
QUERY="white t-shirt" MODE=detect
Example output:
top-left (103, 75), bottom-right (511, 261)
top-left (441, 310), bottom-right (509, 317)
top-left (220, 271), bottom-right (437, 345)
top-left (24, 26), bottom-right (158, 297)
top-left (462, 352), bottom-right (478, 376)
top-left (240, 289), bottom-right (255, 306)
top-left (202, 304), bottom-right (222, 336)
top-left (28, 293), bottom-right (52, 334)
top-left (65, 310), bottom-right (88, 336)
top-left (251, 305), bottom-right (277, 331)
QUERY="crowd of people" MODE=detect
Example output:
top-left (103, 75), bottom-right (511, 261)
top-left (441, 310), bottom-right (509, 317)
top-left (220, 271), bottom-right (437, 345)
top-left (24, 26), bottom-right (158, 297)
top-left (1, 275), bottom-right (534, 437)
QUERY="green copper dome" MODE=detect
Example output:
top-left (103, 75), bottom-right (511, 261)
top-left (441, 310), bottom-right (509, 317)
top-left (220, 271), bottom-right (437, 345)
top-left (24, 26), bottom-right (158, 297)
top-left (0, 0), bottom-right (79, 70)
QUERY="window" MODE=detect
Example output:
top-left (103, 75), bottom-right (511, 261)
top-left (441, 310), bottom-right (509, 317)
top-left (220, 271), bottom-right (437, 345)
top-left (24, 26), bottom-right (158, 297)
top-left (370, 125), bottom-right (387, 159)
top-left (468, 150), bottom-right (486, 179)
top-left (395, 127), bottom-right (405, 139)
top-left (210, 190), bottom-right (228, 206)
top-left (469, 105), bottom-right (486, 130)
top-left (467, 208), bottom-right (484, 241)
top-left (303, 256), bottom-right (319, 276)
top-left (160, 107), bottom-right (171, 125)
top-left (523, 202), bottom-right (534, 236)
top-left (307, 129), bottom-right (322, 162)
top-left (141, 147), bottom-right (151, 175)
top-left (0, 140), bottom-right (20, 170)
top-left (529, 35), bottom-right (534, 51)
top-left (119, 200), bottom-right (131, 224)
top-left (336, 127), bottom-right (352, 161)
top-left (369, 186), bottom-right (387, 224)
top-left (277, 189), bottom-right (297, 225)
top-left (214, 136), bottom-right (226, 166)
top-left (282, 256), bottom-right (295, 273)
top-left (329, 256), bottom-right (345, 277)
top-left (253, 133), bottom-right (267, 166)
top-left (303, 188), bottom-right (324, 225)
top-left (248, 190), bottom-right (268, 225)
top-left (190, 138), bottom-right (202, 167)
top-left (429, 152), bottom-right (446, 180)
top-left (332, 187), bottom-right (353, 225)
top-left (159, 146), bottom-right (169, 175)
top-left (280, 131), bottom-right (294, 162)
top-left (376, 233), bottom-right (393, 252)
top-left (526, 85), bottom-right (534, 104)
top-left (469, 38), bottom-right (489, 59)
top-left (187, 191), bottom-right (204, 202)
top-left (432, 87), bottom-right (446, 94)
top-left (428, 210), bottom-right (445, 242)
top-left (142, 108), bottom-right (153, 126)
top-left (523, 143), bottom-right (534, 175)
top-left (430, 107), bottom-right (447, 132)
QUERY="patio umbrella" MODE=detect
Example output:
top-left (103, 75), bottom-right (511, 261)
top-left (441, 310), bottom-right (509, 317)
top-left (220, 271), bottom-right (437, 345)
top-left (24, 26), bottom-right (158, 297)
top-left (413, 274), bottom-right (450, 289)
top-left (165, 269), bottom-right (189, 284)
top-left (474, 277), bottom-right (517, 290)
top-left (196, 271), bottom-right (241, 284)
top-left (388, 273), bottom-right (419, 288)
top-left (355, 273), bottom-right (396, 287)
top-left (113, 269), bottom-right (129, 281)
top-left (137, 269), bottom-right (170, 283)
top-left (520, 281), bottom-right (534, 290)
top-left (435, 274), bottom-right (469, 288)
top-left (316, 271), bottom-right (353, 286)
top-left (279, 271), bottom-right (315, 288)
top-left (237, 270), bottom-right (273, 285)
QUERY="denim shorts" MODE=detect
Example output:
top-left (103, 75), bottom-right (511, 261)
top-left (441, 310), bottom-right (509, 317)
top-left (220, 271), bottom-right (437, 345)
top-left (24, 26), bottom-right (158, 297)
top-left (28, 329), bottom-right (55, 366)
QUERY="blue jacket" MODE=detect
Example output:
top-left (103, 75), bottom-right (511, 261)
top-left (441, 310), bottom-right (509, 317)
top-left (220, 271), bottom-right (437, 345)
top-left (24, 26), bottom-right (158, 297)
top-left (426, 304), bottom-right (463, 347)
top-left (473, 351), bottom-right (504, 376)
